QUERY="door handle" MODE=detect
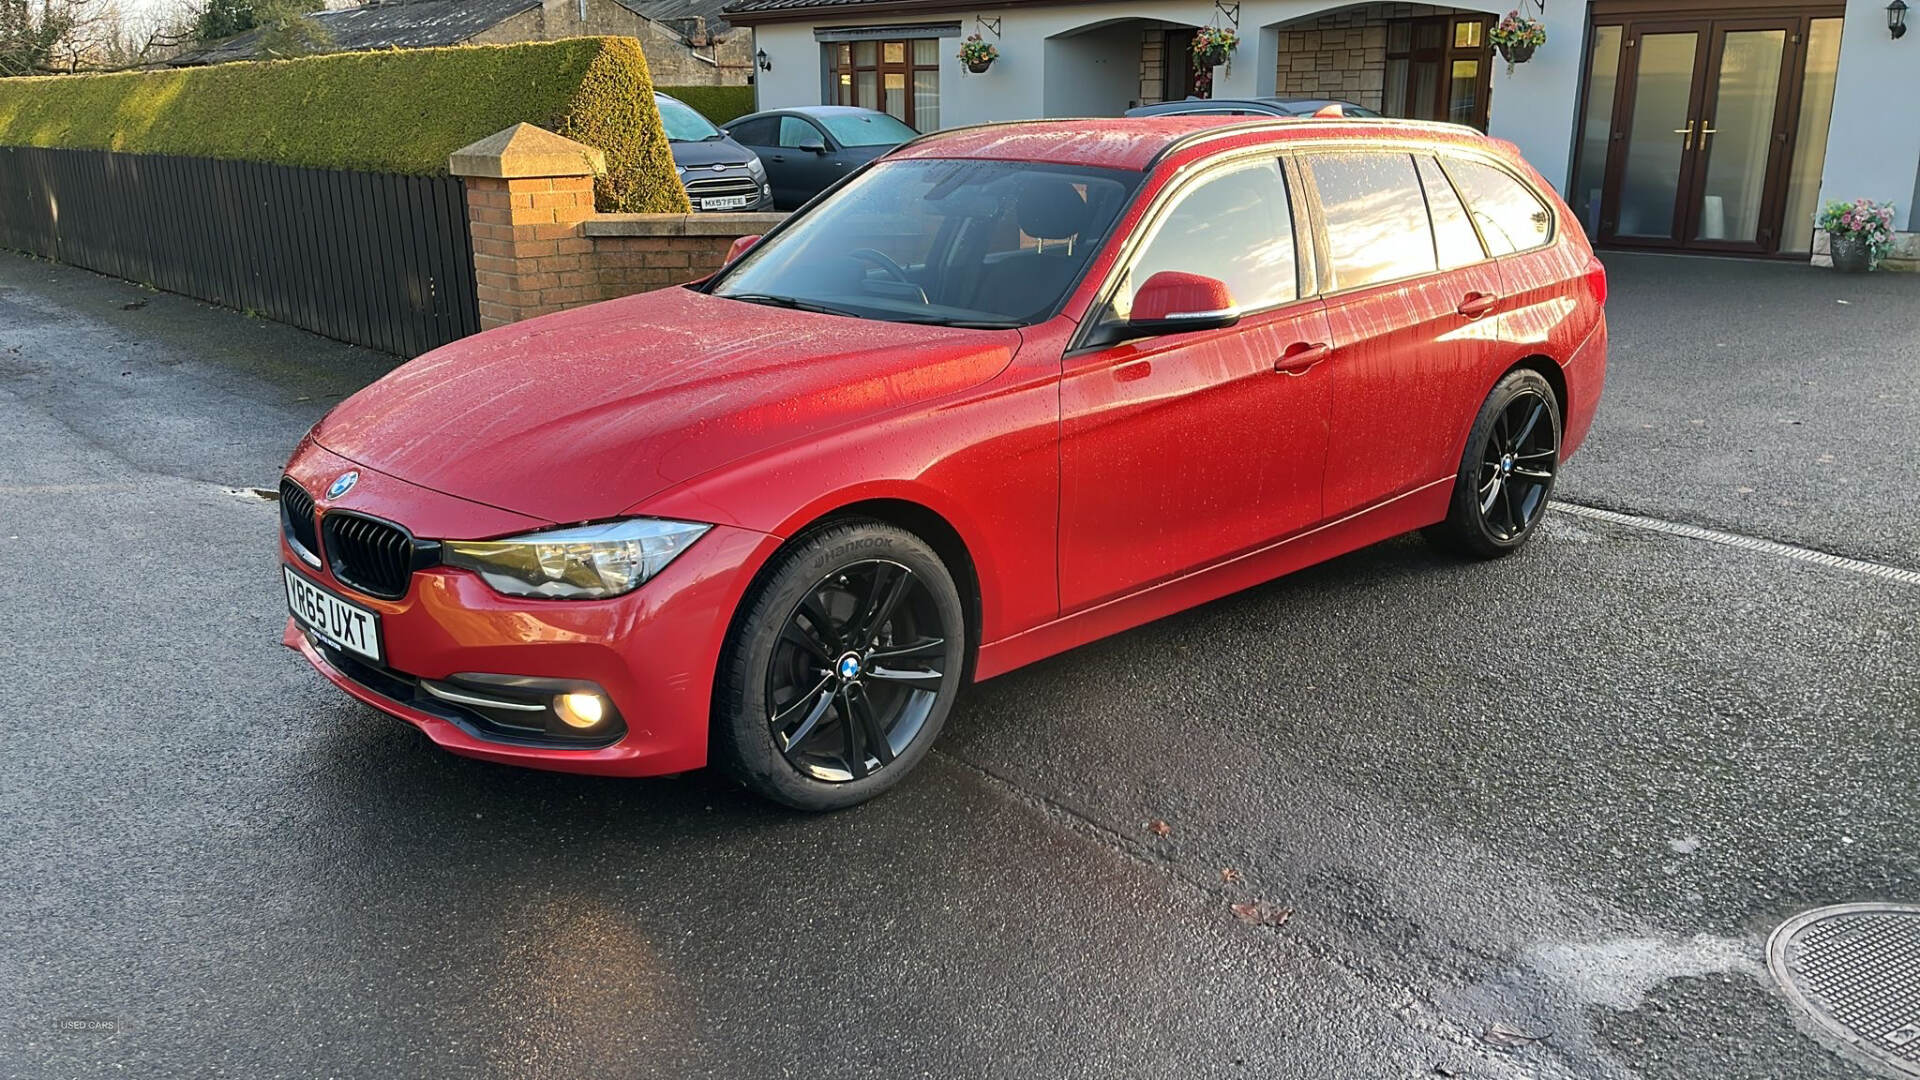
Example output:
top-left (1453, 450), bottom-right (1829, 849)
top-left (1672, 118), bottom-right (1697, 150)
top-left (1275, 341), bottom-right (1331, 374)
top-left (1457, 292), bottom-right (1500, 319)
top-left (770, 154), bottom-right (787, 162)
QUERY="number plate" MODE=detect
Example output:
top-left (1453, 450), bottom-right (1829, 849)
top-left (700, 194), bottom-right (752, 211)
top-left (284, 566), bottom-right (383, 663)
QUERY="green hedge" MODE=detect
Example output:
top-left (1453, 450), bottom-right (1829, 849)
top-left (0, 37), bottom-right (689, 213)
top-left (657, 84), bottom-right (756, 126)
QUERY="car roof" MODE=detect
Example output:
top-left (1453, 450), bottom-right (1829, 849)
top-left (727, 105), bottom-right (893, 123)
top-left (1131, 97), bottom-right (1286, 112)
top-left (887, 116), bottom-right (1496, 172)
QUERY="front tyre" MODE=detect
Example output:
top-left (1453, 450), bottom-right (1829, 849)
top-left (1426, 369), bottom-right (1562, 559)
top-left (713, 522), bottom-right (966, 811)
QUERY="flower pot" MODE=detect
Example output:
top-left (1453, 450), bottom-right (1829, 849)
top-left (1829, 233), bottom-right (1874, 273)
top-left (1496, 40), bottom-right (1537, 72)
top-left (965, 58), bottom-right (993, 74)
top-left (1195, 45), bottom-right (1230, 68)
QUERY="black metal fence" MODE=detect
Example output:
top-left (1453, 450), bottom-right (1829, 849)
top-left (0, 146), bottom-right (479, 356)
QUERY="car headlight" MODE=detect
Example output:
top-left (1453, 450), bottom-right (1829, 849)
top-left (746, 156), bottom-right (766, 179)
top-left (441, 518), bottom-right (710, 599)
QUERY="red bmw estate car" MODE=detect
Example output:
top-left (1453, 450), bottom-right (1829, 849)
top-left (281, 115), bottom-right (1606, 810)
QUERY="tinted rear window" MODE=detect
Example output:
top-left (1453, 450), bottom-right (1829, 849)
top-left (1309, 152), bottom-right (1437, 290)
top-left (728, 117), bottom-right (776, 145)
top-left (1445, 158), bottom-right (1554, 255)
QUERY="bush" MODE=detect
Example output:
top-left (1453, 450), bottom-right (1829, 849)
top-left (0, 37), bottom-right (689, 212)
top-left (657, 84), bottom-right (756, 126)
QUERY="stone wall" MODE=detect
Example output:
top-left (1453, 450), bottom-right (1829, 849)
top-left (1140, 31), bottom-right (1166, 105)
top-left (1274, 11), bottom-right (1389, 110)
top-left (1271, 3), bottom-right (1474, 111)
top-left (469, 0), bottom-right (752, 86)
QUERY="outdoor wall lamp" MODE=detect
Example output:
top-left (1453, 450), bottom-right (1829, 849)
top-left (757, 48), bottom-right (772, 70)
top-left (1891, 0), bottom-right (1909, 39)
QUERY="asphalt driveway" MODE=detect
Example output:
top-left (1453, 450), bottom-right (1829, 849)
top-left (1, 251), bottom-right (1914, 1079)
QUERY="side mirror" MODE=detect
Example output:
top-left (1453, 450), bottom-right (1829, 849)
top-left (1126, 271), bottom-right (1241, 335)
top-left (796, 137), bottom-right (827, 154)
top-left (724, 234), bottom-right (762, 265)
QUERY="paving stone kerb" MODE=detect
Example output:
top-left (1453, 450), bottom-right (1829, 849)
top-left (449, 124), bottom-right (783, 329)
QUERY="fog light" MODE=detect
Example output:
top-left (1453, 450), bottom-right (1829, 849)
top-left (554, 692), bottom-right (607, 728)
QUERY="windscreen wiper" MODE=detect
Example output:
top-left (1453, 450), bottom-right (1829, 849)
top-left (722, 293), bottom-right (861, 318)
top-left (892, 315), bottom-right (1023, 329)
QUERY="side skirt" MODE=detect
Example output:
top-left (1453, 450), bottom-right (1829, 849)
top-left (973, 478), bottom-right (1453, 681)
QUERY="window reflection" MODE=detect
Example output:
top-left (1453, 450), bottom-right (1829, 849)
top-left (1311, 152), bottom-right (1438, 289)
top-left (1116, 157), bottom-right (1297, 317)
top-left (1446, 158), bottom-right (1553, 255)
top-left (1418, 156), bottom-right (1486, 268)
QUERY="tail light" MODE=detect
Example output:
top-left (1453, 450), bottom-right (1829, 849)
top-left (1584, 254), bottom-right (1608, 307)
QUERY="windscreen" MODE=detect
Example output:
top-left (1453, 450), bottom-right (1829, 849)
top-left (710, 158), bottom-right (1140, 327)
top-left (819, 111), bottom-right (919, 147)
top-left (656, 97), bottom-right (722, 142)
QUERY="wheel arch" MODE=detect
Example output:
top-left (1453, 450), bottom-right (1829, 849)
top-left (756, 497), bottom-right (985, 682)
top-left (1509, 353), bottom-right (1570, 431)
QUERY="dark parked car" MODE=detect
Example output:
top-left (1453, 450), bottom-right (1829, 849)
top-left (1125, 97), bottom-right (1381, 119)
top-left (724, 106), bottom-right (918, 210)
top-left (655, 92), bottom-right (773, 212)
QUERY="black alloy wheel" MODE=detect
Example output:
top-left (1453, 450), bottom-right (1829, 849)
top-left (714, 522), bottom-right (966, 810)
top-left (1428, 369), bottom-right (1562, 558)
top-left (1477, 389), bottom-right (1559, 541)
top-left (767, 559), bottom-right (950, 782)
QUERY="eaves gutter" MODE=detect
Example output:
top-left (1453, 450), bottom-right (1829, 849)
top-left (723, 0), bottom-right (1112, 26)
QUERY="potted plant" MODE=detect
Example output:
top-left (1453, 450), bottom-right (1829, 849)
top-left (1818, 198), bottom-right (1898, 272)
top-left (1191, 26), bottom-right (1238, 70)
top-left (957, 34), bottom-right (998, 74)
top-left (1490, 11), bottom-right (1547, 73)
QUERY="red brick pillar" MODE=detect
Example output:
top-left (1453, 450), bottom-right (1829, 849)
top-left (449, 124), bottom-right (606, 330)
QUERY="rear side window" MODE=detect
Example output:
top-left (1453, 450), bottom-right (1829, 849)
top-left (1309, 152), bottom-right (1437, 290)
top-left (728, 117), bottom-right (776, 145)
top-left (1116, 156), bottom-right (1298, 317)
top-left (1417, 156), bottom-right (1486, 269)
top-left (1444, 158), bottom-right (1554, 255)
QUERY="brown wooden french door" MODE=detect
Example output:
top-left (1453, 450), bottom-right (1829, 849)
top-left (1584, 6), bottom-right (1841, 254)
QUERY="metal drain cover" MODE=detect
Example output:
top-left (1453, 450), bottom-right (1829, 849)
top-left (1770, 903), bottom-right (1920, 1076)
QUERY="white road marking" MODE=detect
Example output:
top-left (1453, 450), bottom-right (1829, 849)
top-left (1551, 501), bottom-right (1920, 586)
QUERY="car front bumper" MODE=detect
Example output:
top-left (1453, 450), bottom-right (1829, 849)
top-left (281, 443), bottom-right (780, 777)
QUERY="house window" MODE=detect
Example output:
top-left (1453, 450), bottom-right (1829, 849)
top-left (1383, 16), bottom-right (1492, 129)
top-left (831, 39), bottom-right (940, 131)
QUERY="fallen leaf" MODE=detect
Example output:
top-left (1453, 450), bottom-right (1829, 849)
top-left (1231, 902), bottom-right (1292, 927)
top-left (1148, 819), bottom-right (1171, 837)
top-left (1480, 1023), bottom-right (1545, 1049)
top-left (1220, 867), bottom-right (1242, 884)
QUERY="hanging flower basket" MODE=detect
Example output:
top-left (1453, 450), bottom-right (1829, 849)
top-left (1191, 26), bottom-right (1238, 73)
top-left (1490, 12), bottom-right (1547, 74)
top-left (957, 34), bottom-right (998, 74)
top-left (1495, 39), bottom-right (1538, 67)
